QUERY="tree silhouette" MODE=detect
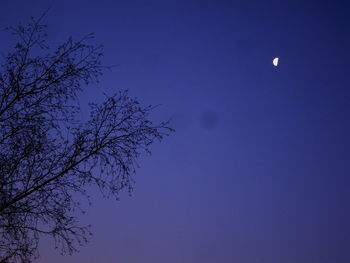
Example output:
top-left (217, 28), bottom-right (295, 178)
top-left (0, 14), bottom-right (172, 263)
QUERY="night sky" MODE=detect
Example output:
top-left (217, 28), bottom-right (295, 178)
top-left (1, 0), bottom-right (350, 262)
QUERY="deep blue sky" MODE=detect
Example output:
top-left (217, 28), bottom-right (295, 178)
top-left (1, 0), bottom-right (350, 262)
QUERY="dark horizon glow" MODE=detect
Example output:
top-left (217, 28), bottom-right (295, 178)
top-left (1, 1), bottom-right (350, 262)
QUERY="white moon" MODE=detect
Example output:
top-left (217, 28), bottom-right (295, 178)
top-left (273, 57), bottom-right (279, 66)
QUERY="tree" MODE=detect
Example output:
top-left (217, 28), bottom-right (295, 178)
top-left (0, 14), bottom-right (172, 263)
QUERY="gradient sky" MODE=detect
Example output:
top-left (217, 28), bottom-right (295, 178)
top-left (1, 0), bottom-right (350, 262)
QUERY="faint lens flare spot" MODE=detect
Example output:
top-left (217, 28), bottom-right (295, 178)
top-left (273, 57), bottom-right (279, 67)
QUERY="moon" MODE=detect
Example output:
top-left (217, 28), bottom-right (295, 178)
top-left (273, 57), bottom-right (279, 67)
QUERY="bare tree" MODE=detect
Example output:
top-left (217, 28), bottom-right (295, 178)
top-left (0, 14), bottom-right (172, 263)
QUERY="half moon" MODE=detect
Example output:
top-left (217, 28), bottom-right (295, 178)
top-left (273, 57), bottom-right (279, 67)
